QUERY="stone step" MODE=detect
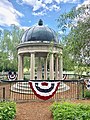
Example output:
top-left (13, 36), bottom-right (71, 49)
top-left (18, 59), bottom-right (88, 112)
top-left (11, 82), bottom-right (70, 94)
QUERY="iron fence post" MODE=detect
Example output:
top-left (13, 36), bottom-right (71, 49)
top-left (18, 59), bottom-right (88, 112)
top-left (3, 87), bottom-right (5, 101)
top-left (77, 81), bottom-right (79, 99)
top-left (82, 81), bottom-right (85, 99)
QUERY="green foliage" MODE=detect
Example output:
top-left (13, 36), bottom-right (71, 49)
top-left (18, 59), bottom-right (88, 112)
top-left (85, 90), bottom-right (90, 98)
top-left (51, 102), bottom-right (90, 120)
top-left (0, 101), bottom-right (16, 120)
top-left (57, 3), bottom-right (90, 72)
top-left (47, 41), bottom-right (54, 59)
top-left (24, 57), bottom-right (30, 71)
top-left (0, 25), bottom-right (24, 71)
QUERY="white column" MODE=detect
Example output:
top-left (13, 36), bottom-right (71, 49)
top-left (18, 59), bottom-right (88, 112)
top-left (55, 55), bottom-right (58, 80)
top-left (30, 52), bottom-right (35, 80)
top-left (37, 57), bottom-right (42, 80)
top-left (59, 54), bottom-right (63, 80)
top-left (44, 57), bottom-right (47, 80)
top-left (18, 54), bottom-right (24, 80)
top-left (50, 53), bottom-right (54, 80)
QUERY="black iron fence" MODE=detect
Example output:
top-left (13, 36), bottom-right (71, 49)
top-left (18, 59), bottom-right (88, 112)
top-left (0, 79), bottom-right (85, 102)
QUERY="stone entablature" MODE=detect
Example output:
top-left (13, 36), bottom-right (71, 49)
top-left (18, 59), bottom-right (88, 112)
top-left (17, 43), bottom-right (62, 56)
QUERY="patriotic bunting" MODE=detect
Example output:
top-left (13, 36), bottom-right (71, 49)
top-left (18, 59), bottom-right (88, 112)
top-left (7, 72), bottom-right (69, 100)
top-left (28, 80), bottom-right (60, 100)
top-left (87, 79), bottom-right (90, 90)
top-left (8, 71), bottom-right (17, 81)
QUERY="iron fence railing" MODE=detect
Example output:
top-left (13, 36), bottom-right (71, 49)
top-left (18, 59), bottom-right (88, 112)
top-left (0, 79), bottom-right (84, 102)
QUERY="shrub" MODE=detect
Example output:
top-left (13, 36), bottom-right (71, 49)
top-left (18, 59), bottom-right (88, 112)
top-left (0, 101), bottom-right (16, 120)
top-left (50, 102), bottom-right (90, 120)
top-left (84, 90), bottom-right (90, 98)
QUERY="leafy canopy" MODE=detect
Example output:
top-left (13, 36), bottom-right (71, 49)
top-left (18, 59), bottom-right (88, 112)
top-left (57, 2), bottom-right (90, 73)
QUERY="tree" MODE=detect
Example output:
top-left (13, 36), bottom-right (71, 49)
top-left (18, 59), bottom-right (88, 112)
top-left (0, 25), bottom-right (24, 71)
top-left (57, 1), bottom-right (90, 74)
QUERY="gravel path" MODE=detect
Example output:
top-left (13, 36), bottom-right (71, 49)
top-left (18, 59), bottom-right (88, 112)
top-left (15, 101), bottom-right (53, 120)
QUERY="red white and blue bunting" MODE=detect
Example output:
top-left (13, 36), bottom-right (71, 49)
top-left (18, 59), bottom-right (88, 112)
top-left (28, 80), bottom-right (60, 100)
top-left (8, 71), bottom-right (17, 81)
top-left (84, 79), bottom-right (90, 90)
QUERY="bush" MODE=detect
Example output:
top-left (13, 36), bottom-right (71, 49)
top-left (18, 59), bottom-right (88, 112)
top-left (85, 90), bottom-right (90, 98)
top-left (50, 102), bottom-right (90, 120)
top-left (0, 101), bottom-right (16, 120)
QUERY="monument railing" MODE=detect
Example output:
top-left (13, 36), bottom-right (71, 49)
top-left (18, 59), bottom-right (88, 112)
top-left (0, 79), bottom-right (85, 102)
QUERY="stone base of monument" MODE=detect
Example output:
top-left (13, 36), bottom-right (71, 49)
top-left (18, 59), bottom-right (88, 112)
top-left (11, 82), bottom-right (70, 94)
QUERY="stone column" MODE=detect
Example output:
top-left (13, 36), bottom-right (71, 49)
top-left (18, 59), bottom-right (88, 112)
top-left (44, 57), bottom-right (47, 80)
top-left (59, 54), bottom-right (63, 80)
top-left (30, 52), bottom-right (35, 80)
top-left (37, 57), bottom-right (42, 80)
top-left (55, 55), bottom-right (58, 80)
top-left (50, 53), bottom-right (54, 80)
top-left (18, 54), bottom-right (24, 80)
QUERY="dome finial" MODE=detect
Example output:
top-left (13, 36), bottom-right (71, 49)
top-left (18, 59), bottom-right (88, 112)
top-left (38, 19), bottom-right (43, 26)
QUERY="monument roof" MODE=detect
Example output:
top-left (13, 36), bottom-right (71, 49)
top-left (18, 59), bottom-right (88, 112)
top-left (21, 19), bottom-right (59, 43)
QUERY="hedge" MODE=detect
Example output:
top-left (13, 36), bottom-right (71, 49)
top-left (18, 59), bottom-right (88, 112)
top-left (84, 90), bottom-right (90, 98)
top-left (0, 101), bottom-right (16, 120)
top-left (50, 102), bottom-right (90, 120)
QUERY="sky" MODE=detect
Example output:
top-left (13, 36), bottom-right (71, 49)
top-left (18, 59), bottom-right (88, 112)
top-left (0, 0), bottom-right (89, 32)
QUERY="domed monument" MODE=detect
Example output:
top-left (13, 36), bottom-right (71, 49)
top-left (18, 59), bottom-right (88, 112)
top-left (17, 19), bottom-right (63, 80)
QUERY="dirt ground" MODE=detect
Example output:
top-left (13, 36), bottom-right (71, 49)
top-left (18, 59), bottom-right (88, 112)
top-left (15, 99), bottom-right (90, 120)
top-left (15, 101), bottom-right (53, 120)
